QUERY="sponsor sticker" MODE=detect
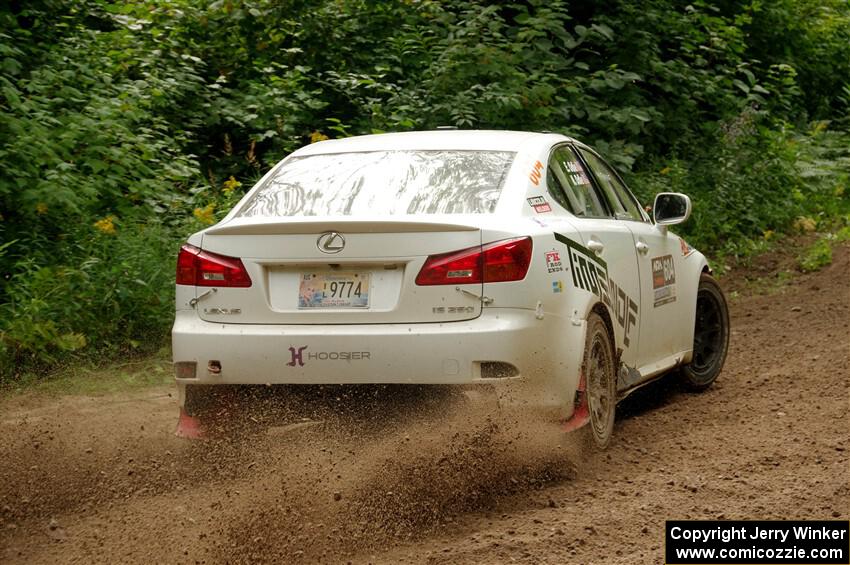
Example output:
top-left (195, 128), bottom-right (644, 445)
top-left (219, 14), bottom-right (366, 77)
top-left (555, 233), bottom-right (639, 348)
top-left (545, 250), bottom-right (564, 273)
top-left (563, 160), bottom-right (592, 186)
top-left (287, 345), bottom-right (308, 366)
top-left (287, 345), bottom-right (370, 367)
top-left (652, 254), bottom-right (677, 307)
top-left (529, 160), bottom-right (543, 185)
top-left (552, 280), bottom-right (563, 293)
top-left (527, 196), bottom-right (552, 214)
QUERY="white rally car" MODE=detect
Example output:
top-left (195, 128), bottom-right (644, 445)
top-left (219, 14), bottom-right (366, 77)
top-left (172, 130), bottom-right (730, 446)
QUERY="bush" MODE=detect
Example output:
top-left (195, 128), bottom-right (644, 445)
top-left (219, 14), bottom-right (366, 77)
top-left (0, 218), bottom-right (187, 374)
top-left (629, 118), bottom-right (850, 255)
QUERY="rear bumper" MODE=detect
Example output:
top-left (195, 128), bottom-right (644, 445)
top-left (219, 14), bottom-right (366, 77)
top-left (172, 308), bottom-right (584, 409)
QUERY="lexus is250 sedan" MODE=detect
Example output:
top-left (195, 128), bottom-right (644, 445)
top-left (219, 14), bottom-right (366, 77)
top-left (172, 130), bottom-right (730, 446)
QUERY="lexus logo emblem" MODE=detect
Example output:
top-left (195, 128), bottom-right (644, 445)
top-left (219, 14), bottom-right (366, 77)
top-left (317, 231), bottom-right (345, 254)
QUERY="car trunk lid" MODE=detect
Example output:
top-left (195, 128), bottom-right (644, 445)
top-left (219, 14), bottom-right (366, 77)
top-left (193, 218), bottom-right (484, 324)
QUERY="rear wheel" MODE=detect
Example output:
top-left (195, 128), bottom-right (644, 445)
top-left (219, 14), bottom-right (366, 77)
top-left (681, 273), bottom-right (730, 390)
top-left (583, 312), bottom-right (617, 449)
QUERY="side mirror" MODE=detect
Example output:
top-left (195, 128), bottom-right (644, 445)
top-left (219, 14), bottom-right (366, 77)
top-left (653, 192), bottom-right (692, 226)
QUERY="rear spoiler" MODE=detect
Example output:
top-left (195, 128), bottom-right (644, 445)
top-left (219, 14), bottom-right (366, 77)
top-left (204, 217), bottom-right (480, 236)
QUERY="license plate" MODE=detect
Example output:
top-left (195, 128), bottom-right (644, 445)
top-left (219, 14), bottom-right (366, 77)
top-left (298, 272), bottom-right (370, 309)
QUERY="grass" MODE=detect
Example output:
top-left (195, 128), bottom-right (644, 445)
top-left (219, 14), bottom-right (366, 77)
top-left (726, 269), bottom-right (797, 303)
top-left (720, 219), bottom-right (850, 301)
top-left (798, 224), bottom-right (850, 273)
top-left (0, 347), bottom-right (173, 398)
top-left (799, 237), bottom-right (833, 272)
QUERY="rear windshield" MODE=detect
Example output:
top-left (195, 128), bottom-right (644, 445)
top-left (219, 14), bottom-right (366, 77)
top-left (236, 150), bottom-right (515, 217)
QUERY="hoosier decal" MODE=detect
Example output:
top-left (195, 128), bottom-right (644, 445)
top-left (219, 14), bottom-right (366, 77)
top-left (554, 233), bottom-right (639, 348)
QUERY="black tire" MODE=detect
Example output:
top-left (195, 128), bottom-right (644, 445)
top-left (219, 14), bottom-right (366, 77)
top-left (681, 273), bottom-right (730, 391)
top-left (582, 312), bottom-right (617, 450)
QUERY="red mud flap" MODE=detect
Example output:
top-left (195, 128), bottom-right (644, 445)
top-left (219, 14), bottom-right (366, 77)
top-left (562, 371), bottom-right (590, 433)
top-left (175, 408), bottom-right (204, 439)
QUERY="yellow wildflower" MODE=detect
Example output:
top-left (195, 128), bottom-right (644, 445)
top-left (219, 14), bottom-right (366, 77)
top-left (93, 216), bottom-right (117, 235)
top-left (762, 229), bottom-right (774, 240)
top-left (36, 202), bottom-right (48, 215)
top-left (222, 176), bottom-right (242, 195)
top-left (310, 131), bottom-right (329, 143)
top-left (659, 167), bottom-right (671, 175)
top-left (792, 216), bottom-right (817, 233)
top-left (193, 204), bottom-right (216, 225)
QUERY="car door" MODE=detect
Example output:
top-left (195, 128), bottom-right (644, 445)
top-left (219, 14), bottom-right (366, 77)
top-left (577, 147), bottom-right (686, 375)
top-left (547, 145), bottom-right (642, 382)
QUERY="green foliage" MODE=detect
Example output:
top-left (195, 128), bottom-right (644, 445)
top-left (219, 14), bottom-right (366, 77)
top-left (796, 218), bottom-right (850, 274)
top-left (629, 120), bottom-right (850, 255)
top-left (744, 0), bottom-right (850, 121)
top-left (836, 224), bottom-right (850, 243)
top-left (1, 0), bottom-right (849, 379)
top-left (799, 237), bottom-right (833, 273)
top-left (0, 2), bottom-right (204, 220)
top-left (0, 219), bottom-right (183, 371)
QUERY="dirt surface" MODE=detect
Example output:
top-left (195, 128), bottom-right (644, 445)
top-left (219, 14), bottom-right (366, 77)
top-left (1, 243), bottom-right (848, 564)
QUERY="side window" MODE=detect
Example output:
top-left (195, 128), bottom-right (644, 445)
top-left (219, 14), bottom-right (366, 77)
top-left (547, 146), bottom-right (608, 218)
top-left (546, 166), bottom-right (572, 212)
top-left (579, 149), bottom-right (646, 222)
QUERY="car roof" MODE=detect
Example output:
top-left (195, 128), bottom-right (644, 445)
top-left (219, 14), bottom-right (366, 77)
top-left (292, 130), bottom-right (575, 156)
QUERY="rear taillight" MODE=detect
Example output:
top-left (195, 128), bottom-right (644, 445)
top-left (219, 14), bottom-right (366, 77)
top-left (415, 237), bottom-right (532, 286)
top-left (176, 244), bottom-right (252, 287)
top-left (482, 236), bottom-right (534, 283)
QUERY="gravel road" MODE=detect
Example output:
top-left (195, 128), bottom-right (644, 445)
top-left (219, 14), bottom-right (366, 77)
top-left (1, 243), bottom-right (847, 564)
